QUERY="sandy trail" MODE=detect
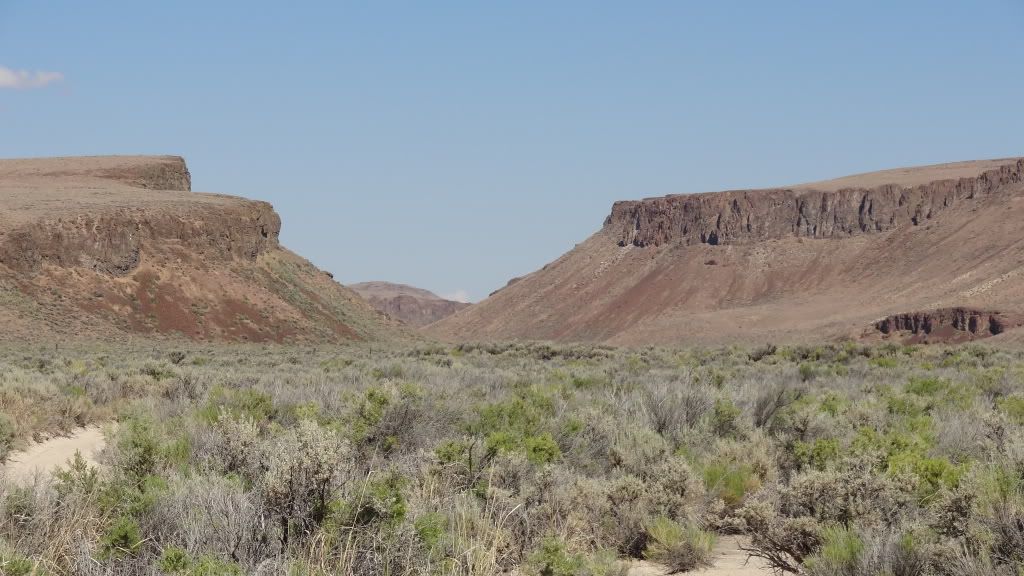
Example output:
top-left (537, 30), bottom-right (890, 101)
top-left (628, 536), bottom-right (772, 576)
top-left (2, 426), bottom-right (107, 483)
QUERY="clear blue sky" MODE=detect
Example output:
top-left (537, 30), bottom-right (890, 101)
top-left (2, 2), bottom-right (1022, 302)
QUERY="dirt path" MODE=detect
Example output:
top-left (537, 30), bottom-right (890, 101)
top-left (2, 426), bottom-right (107, 483)
top-left (628, 535), bottom-right (772, 576)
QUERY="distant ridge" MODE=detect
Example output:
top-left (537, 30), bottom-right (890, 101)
top-left (351, 281), bottom-right (470, 327)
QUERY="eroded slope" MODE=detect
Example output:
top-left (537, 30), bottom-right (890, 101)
top-left (0, 156), bottom-right (404, 343)
top-left (430, 158), bottom-right (1024, 345)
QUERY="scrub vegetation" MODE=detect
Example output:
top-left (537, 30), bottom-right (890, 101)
top-left (2, 341), bottom-right (1024, 575)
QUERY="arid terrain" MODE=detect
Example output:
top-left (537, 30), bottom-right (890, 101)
top-left (2, 156), bottom-right (1024, 576)
top-left (0, 156), bottom-right (405, 344)
top-left (350, 281), bottom-right (470, 327)
top-left (430, 158), bottom-right (1024, 347)
top-left (4, 342), bottom-right (1024, 576)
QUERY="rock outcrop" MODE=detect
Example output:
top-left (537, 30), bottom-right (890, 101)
top-left (0, 156), bottom-right (406, 343)
top-left (350, 281), bottom-right (470, 327)
top-left (872, 308), bottom-right (1024, 344)
top-left (0, 205), bottom-right (280, 276)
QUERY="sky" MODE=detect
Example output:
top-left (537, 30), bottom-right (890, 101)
top-left (1, 2), bottom-right (1022, 302)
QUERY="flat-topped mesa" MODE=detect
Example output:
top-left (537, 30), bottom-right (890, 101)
top-left (0, 155), bottom-right (192, 191)
top-left (605, 158), bottom-right (1024, 247)
top-left (0, 156), bottom-right (279, 275)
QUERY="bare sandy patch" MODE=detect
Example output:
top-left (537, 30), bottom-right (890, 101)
top-left (2, 426), bottom-right (107, 483)
top-left (628, 536), bottom-right (771, 576)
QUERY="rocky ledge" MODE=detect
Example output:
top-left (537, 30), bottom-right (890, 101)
top-left (606, 158), bottom-right (1024, 247)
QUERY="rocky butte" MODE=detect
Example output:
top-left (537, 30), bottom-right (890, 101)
top-left (0, 156), bottom-right (404, 343)
top-left (428, 158), bottom-right (1024, 346)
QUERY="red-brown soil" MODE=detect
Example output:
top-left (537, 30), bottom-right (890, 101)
top-left (0, 156), bottom-right (406, 343)
top-left (429, 158), bottom-right (1024, 345)
top-left (350, 281), bottom-right (470, 327)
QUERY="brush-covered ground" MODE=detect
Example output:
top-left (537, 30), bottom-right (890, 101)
top-left (2, 342), bottom-right (1024, 575)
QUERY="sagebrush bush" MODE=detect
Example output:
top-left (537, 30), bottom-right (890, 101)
top-left (1, 341), bottom-right (1024, 574)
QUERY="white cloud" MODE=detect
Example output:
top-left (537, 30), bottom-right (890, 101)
top-left (0, 66), bottom-right (63, 89)
top-left (443, 289), bottom-right (472, 303)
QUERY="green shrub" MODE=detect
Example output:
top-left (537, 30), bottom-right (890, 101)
top-left (804, 525), bottom-right (863, 574)
top-left (906, 376), bottom-right (951, 398)
top-left (343, 471), bottom-right (408, 527)
top-left (820, 525), bottom-right (862, 565)
top-left (350, 386), bottom-right (391, 442)
top-left (100, 516), bottom-right (142, 558)
top-left (159, 546), bottom-right (243, 575)
top-left (819, 393), bottom-right (844, 417)
top-left (472, 386), bottom-right (561, 461)
top-left (141, 361), bottom-right (176, 381)
top-left (644, 517), bottom-right (715, 572)
top-left (413, 512), bottom-right (447, 550)
top-left (159, 546), bottom-right (191, 572)
top-left (0, 550), bottom-right (35, 576)
top-left (869, 356), bottom-right (898, 369)
top-left (54, 451), bottom-right (101, 497)
top-left (888, 452), bottom-right (964, 500)
top-left (703, 461), bottom-right (759, 507)
top-left (524, 433), bottom-right (562, 464)
top-left (799, 363), bottom-right (817, 382)
top-left (794, 438), bottom-right (840, 471)
top-left (199, 386), bottom-right (275, 423)
top-left (0, 413), bottom-right (14, 461)
top-left (370, 364), bottom-right (404, 380)
top-left (117, 417), bottom-right (161, 484)
top-left (526, 537), bottom-right (584, 576)
top-left (319, 356), bottom-right (353, 372)
top-left (711, 398), bottom-right (742, 438)
top-left (996, 395), bottom-right (1024, 425)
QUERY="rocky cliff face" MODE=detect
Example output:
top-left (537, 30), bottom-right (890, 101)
top-left (606, 159), bottom-right (1024, 247)
top-left (872, 308), bottom-right (1024, 344)
top-left (0, 204), bottom-right (280, 276)
top-left (0, 156), bottom-right (405, 343)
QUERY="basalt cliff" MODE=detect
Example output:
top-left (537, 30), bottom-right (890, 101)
top-left (0, 156), bottom-right (404, 343)
top-left (429, 158), bottom-right (1024, 345)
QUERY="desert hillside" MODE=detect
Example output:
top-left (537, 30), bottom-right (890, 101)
top-left (429, 158), bottom-right (1024, 345)
top-left (349, 281), bottom-right (470, 327)
top-left (0, 156), bottom-right (405, 343)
